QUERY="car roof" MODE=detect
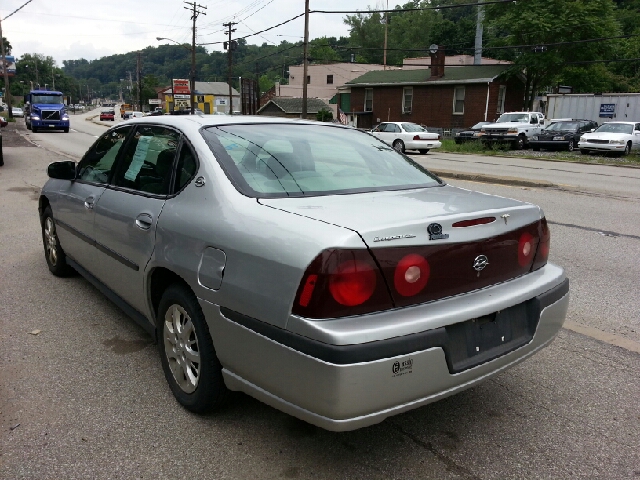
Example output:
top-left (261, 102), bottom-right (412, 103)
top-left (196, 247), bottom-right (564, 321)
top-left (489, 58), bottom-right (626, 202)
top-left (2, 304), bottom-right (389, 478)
top-left (602, 121), bottom-right (636, 125)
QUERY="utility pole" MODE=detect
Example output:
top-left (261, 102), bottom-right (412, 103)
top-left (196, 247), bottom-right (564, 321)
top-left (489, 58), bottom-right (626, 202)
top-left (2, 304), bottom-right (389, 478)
top-left (474, 0), bottom-right (484, 65)
top-left (185, 1), bottom-right (207, 115)
top-left (223, 21), bottom-right (237, 115)
top-left (301, 0), bottom-right (310, 118)
top-left (136, 52), bottom-right (142, 111)
top-left (0, 16), bottom-right (12, 119)
top-left (383, 0), bottom-right (388, 70)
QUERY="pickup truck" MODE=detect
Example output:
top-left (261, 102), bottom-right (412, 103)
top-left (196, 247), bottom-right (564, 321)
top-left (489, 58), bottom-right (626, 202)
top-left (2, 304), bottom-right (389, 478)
top-left (480, 112), bottom-right (545, 149)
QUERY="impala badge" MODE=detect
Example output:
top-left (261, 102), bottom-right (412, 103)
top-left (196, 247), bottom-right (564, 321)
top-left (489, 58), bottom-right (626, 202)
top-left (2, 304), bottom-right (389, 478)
top-left (427, 223), bottom-right (449, 241)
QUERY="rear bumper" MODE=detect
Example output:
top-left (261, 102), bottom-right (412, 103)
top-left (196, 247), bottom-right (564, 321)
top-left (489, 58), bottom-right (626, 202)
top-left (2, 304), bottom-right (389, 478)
top-left (530, 140), bottom-right (571, 149)
top-left (405, 139), bottom-right (442, 150)
top-left (202, 264), bottom-right (568, 431)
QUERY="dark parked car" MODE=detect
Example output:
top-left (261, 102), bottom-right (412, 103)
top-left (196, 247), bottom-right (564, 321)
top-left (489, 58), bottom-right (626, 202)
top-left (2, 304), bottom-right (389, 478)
top-left (530, 119), bottom-right (598, 152)
top-left (454, 122), bottom-right (491, 144)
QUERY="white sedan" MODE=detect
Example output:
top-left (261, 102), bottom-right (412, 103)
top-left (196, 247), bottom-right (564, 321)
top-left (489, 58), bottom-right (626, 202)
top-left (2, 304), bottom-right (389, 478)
top-left (578, 121), bottom-right (640, 156)
top-left (370, 122), bottom-right (442, 154)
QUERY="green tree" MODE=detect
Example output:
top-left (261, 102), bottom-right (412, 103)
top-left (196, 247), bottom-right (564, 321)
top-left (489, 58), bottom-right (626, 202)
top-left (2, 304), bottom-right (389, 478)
top-left (485, 0), bottom-right (620, 108)
top-left (316, 107), bottom-right (333, 122)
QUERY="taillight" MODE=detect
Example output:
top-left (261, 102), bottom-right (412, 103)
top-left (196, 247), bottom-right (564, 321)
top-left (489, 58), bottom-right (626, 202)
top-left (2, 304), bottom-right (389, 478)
top-left (329, 260), bottom-right (376, 306)
top-left (292, 249), bottom-right (393, 319)
top-left (452, 217), bottom-right (496, 228)
top-left (394, 254), bottom-right (430, 296)
top-left (413, 135), bottom-right (421, 140)
top-left (532, 217), bottom-right (550, 271)
top-left (518, 231), bottom-right (536, 267)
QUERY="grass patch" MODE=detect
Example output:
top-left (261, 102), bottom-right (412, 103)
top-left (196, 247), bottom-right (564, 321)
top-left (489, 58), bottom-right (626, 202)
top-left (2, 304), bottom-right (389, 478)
top-left (437, 138), bottom-right (640, 166)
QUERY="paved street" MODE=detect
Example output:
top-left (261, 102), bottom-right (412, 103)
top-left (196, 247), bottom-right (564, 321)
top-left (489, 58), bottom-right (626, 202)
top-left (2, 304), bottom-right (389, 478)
top-left (1, 122), bottom-right (638, 479)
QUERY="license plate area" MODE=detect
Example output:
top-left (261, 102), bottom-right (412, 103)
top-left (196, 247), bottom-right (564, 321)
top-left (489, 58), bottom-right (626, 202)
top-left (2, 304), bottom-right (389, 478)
top-left (443, 299), bottom-right (540, 373)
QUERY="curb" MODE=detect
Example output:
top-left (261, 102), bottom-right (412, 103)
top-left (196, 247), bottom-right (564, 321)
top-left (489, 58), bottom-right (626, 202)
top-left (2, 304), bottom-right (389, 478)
top-left (430, 169), bottom-right (556, 189)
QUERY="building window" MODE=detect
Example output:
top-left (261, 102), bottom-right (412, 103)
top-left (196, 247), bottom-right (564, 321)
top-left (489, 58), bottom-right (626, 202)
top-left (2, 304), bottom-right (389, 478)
top-left (403, 87), bottom-right (413, 114)
top-left (497, 85), bottom-right (507, 114)
top-left (364, 88), bottom-right (373, 112)
top-left (453, 86), bottom-right (465, 114)
top-left (306, 75), bottom-right (310, 85)
top-left (327, 75), bottom-right (333, 85)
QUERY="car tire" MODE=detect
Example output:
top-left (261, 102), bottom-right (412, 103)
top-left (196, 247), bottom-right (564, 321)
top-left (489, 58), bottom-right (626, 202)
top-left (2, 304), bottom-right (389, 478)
top-left (26, 122), bottom-right (31, 130)
top-left (419, 149), bottom-right (429, 154)
top-left (158, 284), bottom-right (228, 413)
top-left (532, 146), bottom-right (540, 151)
top-left (567, 141), bottom-right (575, 152)
top-left (392, 140), bottom-right (405, 154)
top-left (32, 127), bottom-right (38, 133)
top-left (41, 206), bottom-right (74, 277)
top-left (622, 142), bottom-right (631, 156)
top-left (513, 135), bottom-right (525, 150)
top-left (580, 149), bottom-right (589, 155)
top-left (63, 128), bottom-right (69, 133)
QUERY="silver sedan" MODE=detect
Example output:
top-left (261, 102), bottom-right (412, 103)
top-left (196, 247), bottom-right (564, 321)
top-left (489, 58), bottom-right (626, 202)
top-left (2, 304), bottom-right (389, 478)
top-left (39, 116), bottom-right (568, 431)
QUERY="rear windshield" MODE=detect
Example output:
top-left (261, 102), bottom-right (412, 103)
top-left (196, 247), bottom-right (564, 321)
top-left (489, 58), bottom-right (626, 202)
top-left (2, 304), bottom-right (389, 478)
top-left (201, 123), bottom-right (442, 198)
top-left (546, 122), bottom-right (579, 131)
top-left (401, 123), bottom-right (427, 133)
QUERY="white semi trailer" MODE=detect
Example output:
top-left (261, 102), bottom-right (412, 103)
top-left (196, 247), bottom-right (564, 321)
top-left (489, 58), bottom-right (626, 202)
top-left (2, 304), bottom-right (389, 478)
top-left (546, 93), bottom-right (640, 125)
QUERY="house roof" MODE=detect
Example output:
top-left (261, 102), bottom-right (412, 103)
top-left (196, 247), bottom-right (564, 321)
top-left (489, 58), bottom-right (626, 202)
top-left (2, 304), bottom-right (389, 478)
top-left (257, 97), bottom-right (330, 114)
top-left (345, 65), bottom-right (512, 87)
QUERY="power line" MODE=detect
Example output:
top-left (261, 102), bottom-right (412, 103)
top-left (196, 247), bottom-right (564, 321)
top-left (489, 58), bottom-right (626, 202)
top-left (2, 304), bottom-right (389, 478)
top-left (199, 13), bottom-right (305, 46)
top-left (3, 0), bottom-right (34, 20)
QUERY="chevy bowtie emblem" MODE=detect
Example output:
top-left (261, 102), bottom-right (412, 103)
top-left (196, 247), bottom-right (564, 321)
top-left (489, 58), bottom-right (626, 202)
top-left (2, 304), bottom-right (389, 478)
top-left (473, 255), bottom-right (489, 276)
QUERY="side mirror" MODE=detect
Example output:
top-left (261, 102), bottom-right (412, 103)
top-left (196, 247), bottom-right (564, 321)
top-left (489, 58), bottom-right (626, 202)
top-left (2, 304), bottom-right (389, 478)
top-left (47, 161), bottom-right (76, 180)
top-left (590, 129), bottom-right (595, 132)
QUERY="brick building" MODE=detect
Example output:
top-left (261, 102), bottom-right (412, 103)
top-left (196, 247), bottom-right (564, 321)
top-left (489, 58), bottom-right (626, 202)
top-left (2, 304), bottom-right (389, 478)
top-left (339, 63), bottom-right (525, 130)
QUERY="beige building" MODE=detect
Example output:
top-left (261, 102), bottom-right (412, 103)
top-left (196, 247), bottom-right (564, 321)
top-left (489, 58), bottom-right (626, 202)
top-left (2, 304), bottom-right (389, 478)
top-left (402, 55), bottom-right (511, 70)
top-left (278, 63), bottom-right (399, 100)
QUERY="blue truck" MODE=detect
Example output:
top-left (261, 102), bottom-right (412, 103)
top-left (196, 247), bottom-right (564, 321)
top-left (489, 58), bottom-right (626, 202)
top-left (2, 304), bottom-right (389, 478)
top-left (24, 89), bottom-right (70, 133)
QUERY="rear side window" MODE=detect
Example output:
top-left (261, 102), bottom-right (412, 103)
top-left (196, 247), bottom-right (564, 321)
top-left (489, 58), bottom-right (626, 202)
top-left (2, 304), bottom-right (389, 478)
top-left (175, 144), bottom-right (198, 191)
top-left (112, 125), bottom-right (180, 195)
top-left (201, 123), bottom-right (442, 198)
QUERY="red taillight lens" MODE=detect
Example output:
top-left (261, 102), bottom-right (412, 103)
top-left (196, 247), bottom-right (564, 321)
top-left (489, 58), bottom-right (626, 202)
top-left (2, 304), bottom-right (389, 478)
top-left (329, 260), bottom-right (376, 306)
top-left (518, 231), bottom-right (536, 267)
top-left (394, 254), bottom-right (430, 296)
top-left (452, 217), bottom-right (496, 228)
top-left (292, 249), bottom-right (394, 319)
top-left (532, 217), bottom-right (550, 271)
top-left (413, 135), bottom-right (421, 140)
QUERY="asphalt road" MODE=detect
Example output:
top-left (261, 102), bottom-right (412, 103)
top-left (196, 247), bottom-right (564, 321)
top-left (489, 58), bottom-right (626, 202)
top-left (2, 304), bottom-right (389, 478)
top-left (1, 124), bottom-right (638, 479)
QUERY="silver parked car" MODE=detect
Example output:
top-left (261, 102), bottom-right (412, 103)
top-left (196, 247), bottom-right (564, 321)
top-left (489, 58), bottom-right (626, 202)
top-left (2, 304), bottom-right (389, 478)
top-left (39, 116), bottom-right (569, 431)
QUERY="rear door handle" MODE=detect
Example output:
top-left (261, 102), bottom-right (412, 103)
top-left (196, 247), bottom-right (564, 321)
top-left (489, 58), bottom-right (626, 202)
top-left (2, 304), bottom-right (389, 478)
top-left (135, 213), bottom-right (153, 230)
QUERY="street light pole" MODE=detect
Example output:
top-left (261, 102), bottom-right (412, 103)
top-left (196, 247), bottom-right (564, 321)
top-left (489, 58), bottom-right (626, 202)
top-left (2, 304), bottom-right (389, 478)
top-left (0, 16), bottom-right (13, 119)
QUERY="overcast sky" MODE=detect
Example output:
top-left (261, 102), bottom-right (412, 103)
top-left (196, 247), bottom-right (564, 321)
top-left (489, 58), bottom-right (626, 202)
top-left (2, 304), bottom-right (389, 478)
top-left (1, 0), bottom-right (377, 65)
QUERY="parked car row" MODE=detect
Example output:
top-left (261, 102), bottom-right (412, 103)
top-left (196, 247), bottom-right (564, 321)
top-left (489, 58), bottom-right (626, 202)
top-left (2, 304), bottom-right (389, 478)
top-left (453, 118), bottom-right (639, 156)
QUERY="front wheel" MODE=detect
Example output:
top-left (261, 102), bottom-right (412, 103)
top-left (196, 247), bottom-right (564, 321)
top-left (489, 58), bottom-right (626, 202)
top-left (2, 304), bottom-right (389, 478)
top-left (41, 206), bottom-right (74, 277)
top-left (158, 284), bottom-right (228, 413)
top-left (63, 128), bottom-right (69, 133)
top-left (418, 149), bottom-right (429, 155)
top-left (513, 136), bottom-right (525, 150)
top-left (622, 142), bottom-right (631, 156)
top-left (32, 127), bottom-right (38, 133)
top-left (392, 140), bottom-right (405, 154)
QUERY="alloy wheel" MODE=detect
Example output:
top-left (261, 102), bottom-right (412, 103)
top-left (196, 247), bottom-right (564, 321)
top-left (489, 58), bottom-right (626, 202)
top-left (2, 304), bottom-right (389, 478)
top-left (163, 304), bottom-right (201, 394)
top-left (44, 217), bottom-right (59, 267)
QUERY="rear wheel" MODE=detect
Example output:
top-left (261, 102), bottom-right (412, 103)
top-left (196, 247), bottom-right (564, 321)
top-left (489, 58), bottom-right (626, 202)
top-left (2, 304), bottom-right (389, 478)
top-left (158, 284), bottom-right (228, 413)
top-left (393, 140), bottom-right (405, 154)
top-left (418, 149), bottom-right (429, 155)
top-left (41, 206), bottom-right (74, 277)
